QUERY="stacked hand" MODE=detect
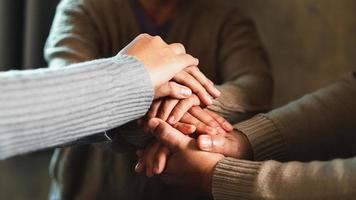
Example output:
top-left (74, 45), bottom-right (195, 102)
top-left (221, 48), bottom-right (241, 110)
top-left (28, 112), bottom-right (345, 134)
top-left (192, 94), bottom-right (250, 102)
top-left (135, 118), bottom-right (253, 196)
top-left (124, 34), bottom-right (252, 195)
top-left (125, 34), bottom-right (233, 137)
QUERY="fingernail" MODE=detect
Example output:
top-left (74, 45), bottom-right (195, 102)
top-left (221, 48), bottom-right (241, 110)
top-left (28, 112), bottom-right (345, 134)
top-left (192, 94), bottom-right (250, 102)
top-left (224, 122), bottom-right (233, 131)
top-left (214, 88), bottom-right (221, 97)
top-left (199, 135), bottom-right (212, 151)
top-left (135, 161), bottom-right (142, 173)
top-left (181, 88), bottom-right (192, 97)
top-left (207, 127), bottom-right (217, 135)
top-left (206, 95), bottom-right (213, 105)
top-left (168, 116), bottom-right (175, 124)
top-left (217, 127), bottom-right (226, 135)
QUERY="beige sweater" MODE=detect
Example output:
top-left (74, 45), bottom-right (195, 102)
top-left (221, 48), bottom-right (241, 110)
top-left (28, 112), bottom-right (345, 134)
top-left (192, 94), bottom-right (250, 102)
top-left (213, 72), bottom-right (356, 199)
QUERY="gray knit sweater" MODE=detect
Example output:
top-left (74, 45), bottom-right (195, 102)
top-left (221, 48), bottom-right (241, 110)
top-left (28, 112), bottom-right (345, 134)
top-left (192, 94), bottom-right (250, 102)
top-left (0, 55), bottom-right (153, 160)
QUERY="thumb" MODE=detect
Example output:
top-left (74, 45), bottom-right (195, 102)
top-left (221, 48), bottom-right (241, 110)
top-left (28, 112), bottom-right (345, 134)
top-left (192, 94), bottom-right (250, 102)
top-left (148, 118), bottom-right (191, 152)
top-left (154, 82), bottom-right (192, 99)
top-left (197, 134), bottom-right (237, 157)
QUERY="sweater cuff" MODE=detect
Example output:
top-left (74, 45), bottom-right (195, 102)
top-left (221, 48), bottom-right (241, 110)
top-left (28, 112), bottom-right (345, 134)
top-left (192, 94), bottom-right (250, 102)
top-left (234, 114), bottom-right (286, 161)
top-left (107, 55), bottom-right (154, 127)
top-left (213, 157), bottom-right (261, 200)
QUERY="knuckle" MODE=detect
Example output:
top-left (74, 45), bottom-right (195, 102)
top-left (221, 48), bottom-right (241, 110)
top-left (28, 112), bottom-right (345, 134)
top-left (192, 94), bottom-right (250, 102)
top-left (140, 33), bottom-right (150, 38)
top-left (168, 82), bottom-right (176, 92)
top-left (207, 119), bottom-right (218, 127)
top-left (153, 35), bottom-right (163, 42)
top-left (176, 43), bottom-right (185, 52)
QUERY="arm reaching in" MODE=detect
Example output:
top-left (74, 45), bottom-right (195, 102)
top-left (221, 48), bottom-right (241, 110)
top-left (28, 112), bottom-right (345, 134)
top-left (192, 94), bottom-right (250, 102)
top-left (0, 34), bottom-right (198, 159)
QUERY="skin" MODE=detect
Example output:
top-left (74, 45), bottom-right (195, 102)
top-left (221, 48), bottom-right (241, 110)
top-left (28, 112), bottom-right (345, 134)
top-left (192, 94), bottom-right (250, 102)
top-left (123, 34), bottom-right (221, 102)
top-left (136, 109), bottom-right (235, 176)
top-left (135, 117), bottom-right (253, 195)
top-left (143, 118), bottom-right (224, 196)
top-left (122, 34), bottom-right (199, 99)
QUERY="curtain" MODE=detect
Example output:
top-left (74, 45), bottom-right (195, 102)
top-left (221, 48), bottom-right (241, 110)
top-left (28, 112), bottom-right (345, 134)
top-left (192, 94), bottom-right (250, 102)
top-left (0, 0), bottom-right (60, 71)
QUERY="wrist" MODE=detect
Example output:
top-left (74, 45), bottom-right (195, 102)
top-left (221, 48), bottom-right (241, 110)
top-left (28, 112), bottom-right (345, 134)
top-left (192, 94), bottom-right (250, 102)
top-left (232, 130), bottom-right (254, 160)
top-left (205, 154), bottom-right (224, 196)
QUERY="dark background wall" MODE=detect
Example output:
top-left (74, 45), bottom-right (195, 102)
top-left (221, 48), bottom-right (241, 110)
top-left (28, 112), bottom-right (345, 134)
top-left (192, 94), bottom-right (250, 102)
top-left (0, 0), bottom-right (355, 199)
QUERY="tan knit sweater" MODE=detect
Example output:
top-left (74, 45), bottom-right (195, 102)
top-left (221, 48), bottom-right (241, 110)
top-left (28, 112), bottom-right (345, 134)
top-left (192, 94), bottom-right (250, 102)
top-left (213, 72), bottom-right (356, 199)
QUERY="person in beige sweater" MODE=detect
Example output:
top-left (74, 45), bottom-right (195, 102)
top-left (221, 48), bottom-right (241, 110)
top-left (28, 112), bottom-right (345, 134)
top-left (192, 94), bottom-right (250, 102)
top-left (142, 71), bottom-right (356, 200)
top-left (45, 0), bottom-right (272, 199)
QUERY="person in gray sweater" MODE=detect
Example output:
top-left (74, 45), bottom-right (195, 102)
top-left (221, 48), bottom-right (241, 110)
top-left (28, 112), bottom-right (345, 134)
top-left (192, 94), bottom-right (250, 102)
top-left (0, 33), bottom-right (215, 160)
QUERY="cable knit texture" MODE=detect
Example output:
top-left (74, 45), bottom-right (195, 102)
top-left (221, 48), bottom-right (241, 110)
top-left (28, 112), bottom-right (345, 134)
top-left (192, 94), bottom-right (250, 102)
top-left (0, 55), bottom-right (153, 159)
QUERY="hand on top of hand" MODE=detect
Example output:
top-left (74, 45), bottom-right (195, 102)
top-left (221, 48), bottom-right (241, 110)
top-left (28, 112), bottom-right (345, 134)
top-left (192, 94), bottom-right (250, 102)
top-left (137, 118), bottom-right (224, 196)
top-left (134, 116), bottom-right (253, 195)
top-left (120, 33), bottom-right (220, 102)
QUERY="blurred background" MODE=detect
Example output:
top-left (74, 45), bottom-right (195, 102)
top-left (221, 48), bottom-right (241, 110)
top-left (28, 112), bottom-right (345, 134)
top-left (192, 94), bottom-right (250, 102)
top-left (0, 0), bottom-right (355, 199)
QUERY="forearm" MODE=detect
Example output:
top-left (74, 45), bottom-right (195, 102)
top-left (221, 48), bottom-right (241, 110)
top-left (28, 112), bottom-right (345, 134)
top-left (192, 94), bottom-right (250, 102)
top-left (234, 72), bottom-right (356, 162)
top-left (0, 55), bottom-right (153, 159)
top-left (213, 156), bottom-right (356, 200)
top-left (208, 73), bottom-right (273, 124)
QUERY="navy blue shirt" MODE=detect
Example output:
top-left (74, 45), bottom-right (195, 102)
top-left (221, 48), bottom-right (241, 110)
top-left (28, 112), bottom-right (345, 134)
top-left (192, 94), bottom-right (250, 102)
top-left (131, 0), bottom-right (172, 38)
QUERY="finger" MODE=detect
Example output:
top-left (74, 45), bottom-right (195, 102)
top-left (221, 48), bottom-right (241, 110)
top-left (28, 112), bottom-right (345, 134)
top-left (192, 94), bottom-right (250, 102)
top-left (173, 71), bottom-right (212, 105)
top-left (137, 118), bottom-right (144, 126)
top-left (189, 106), bottom-right (222, 131)
top-left (168, 95), bottom-right (200, 124)
top-left (147, 100), bottom-right (162, 119)
top-left (180, 113), bottom-right (218, 135)
top-left (197, 134), bottom-right (236, 157)
top-left (153, 146), bottom-right (170, 175)
top-left (172, 54), bottom-right (199, 76)
top-left (135, 158), bottom-right (145, 173)
top-left (169, 43), bottom-right (186, 55)
top-left (205, 109), bottom-right (233, 132)
top-left (173, 122), bottom-right (196, 135)
top-left (152, 35), bottom-right (167, 45)
top-left (145, 100), bottom-right (162, 133)
top-left (136, 149), bottom-right (144, 158)
top-left (145, 141), bottom-right (161, 177)
top-left (185, 66), bottom-right (221, 98)
top-left (135, 149), bottom-right (145, 173)
top-left (157, 98), bottom-right (179, 121)
top-left (148, 118), bottom-right (191, 152)
top-left (155, 82), bottom-right (192, 99)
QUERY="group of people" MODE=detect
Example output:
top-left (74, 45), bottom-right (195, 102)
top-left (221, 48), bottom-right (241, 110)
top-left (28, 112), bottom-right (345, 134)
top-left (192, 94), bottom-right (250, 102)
top-left (0, 0), bottom-right (355, 199)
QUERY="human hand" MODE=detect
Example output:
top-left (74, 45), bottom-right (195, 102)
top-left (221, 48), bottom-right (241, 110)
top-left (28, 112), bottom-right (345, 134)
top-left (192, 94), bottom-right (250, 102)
top-left (145, 98), bottom-right (233, 134)
top-left (173, 66), bottom-right (221, 105)
top-left (137, 118), bottom-right (224, 196)
top-left (197, 129), bottom-right (253, 159)
top-left (119, 34), bottom-right (199, 98)
top-left (136, 107), bottom-right (232, 175)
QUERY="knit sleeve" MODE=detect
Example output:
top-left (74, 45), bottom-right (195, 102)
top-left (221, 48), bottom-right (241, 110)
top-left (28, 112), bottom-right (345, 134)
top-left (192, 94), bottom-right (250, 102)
top-left (210, 8), bottom-right (273, 123)
top-left (0, 55), bottom-right (153, 159)
top-left (213, 156), bottom-right (356, 200)
top-left (235, 72), bottom-right (356, 162)
top-left (212, 72), bottom-right (356, 199)
top-left (44, 0), bottom-right (102, 67)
